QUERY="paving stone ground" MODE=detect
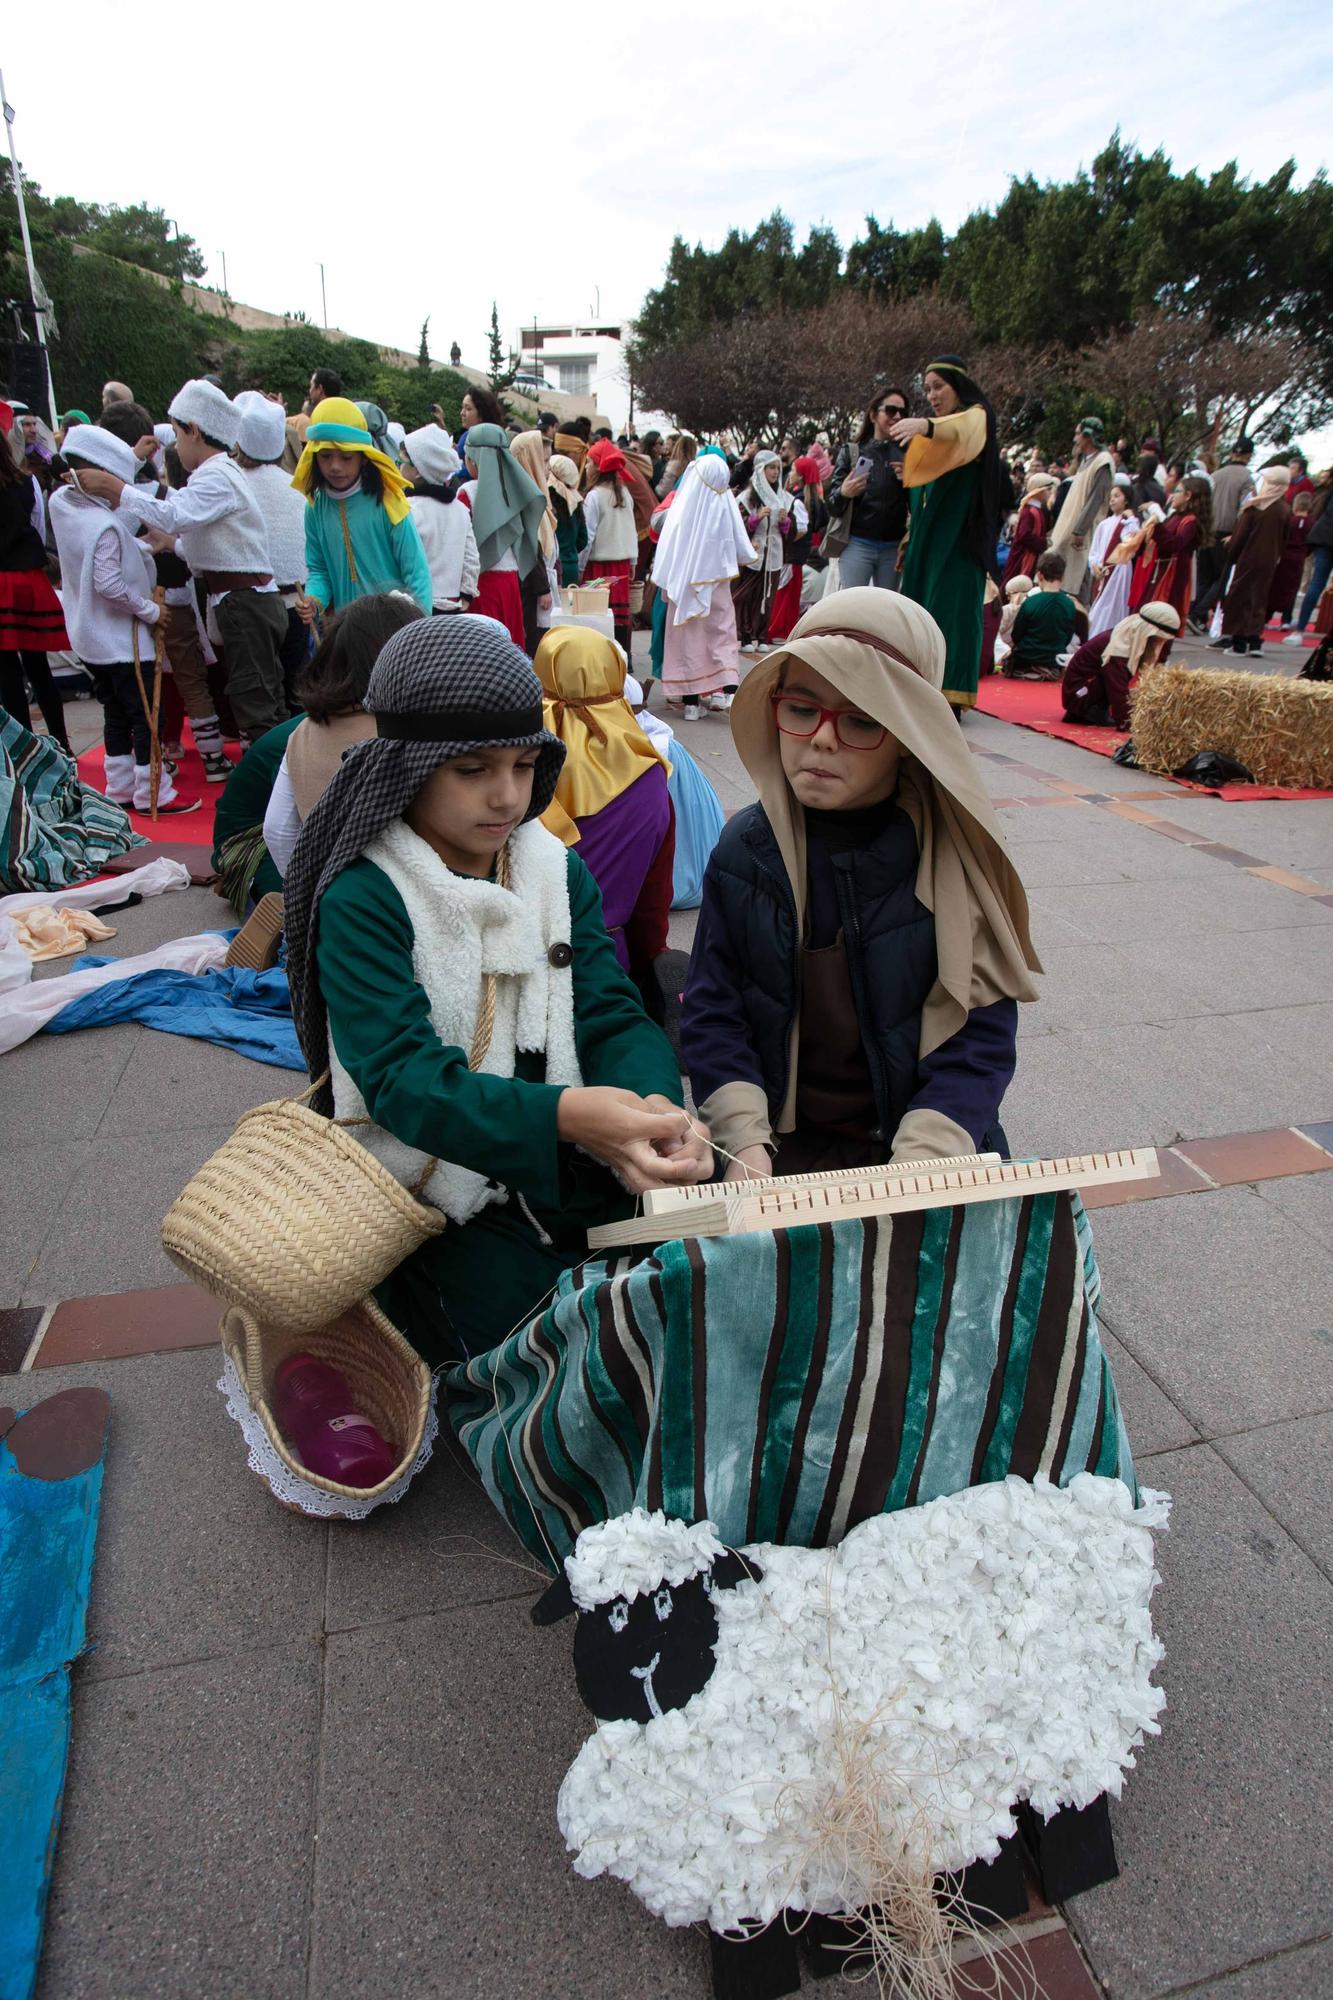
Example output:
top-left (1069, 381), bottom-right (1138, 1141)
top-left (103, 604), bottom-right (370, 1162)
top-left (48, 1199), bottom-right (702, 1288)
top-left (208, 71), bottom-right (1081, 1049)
top-left (6, 632), bottom-right (1331, 1999)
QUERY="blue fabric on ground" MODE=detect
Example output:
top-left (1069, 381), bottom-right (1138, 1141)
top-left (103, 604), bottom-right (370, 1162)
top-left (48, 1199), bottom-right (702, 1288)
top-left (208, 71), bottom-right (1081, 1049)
top-left (0, 1404), bottom-right (108, 2000)
top-left (43, 951), bottom-right (304, 1069)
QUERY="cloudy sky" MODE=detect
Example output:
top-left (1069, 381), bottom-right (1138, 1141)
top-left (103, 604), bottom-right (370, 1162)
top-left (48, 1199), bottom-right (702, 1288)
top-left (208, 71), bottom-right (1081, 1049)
top-left (6, 0), bottom-right (1331, 375)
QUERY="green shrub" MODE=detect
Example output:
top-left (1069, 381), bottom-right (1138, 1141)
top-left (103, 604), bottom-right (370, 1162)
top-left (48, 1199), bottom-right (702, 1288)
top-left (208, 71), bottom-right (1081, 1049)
top-left (45, 247), bottom-right (203, 416)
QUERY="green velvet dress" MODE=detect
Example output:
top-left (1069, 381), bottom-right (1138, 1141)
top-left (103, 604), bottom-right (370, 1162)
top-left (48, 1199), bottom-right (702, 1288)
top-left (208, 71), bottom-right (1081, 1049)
top-left (315, 845), bottom-right (683, 1365)
top-left (900, 460), bottom-right (985, 710)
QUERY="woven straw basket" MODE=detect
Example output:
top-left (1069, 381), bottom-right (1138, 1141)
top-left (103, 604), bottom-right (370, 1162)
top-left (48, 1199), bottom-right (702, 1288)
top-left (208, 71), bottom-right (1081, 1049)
top-left (163, 855), bottom-right (505, 1332)
top-left (221, 1298), bottom-right (432, 1505)
top-left (161, 1092), bottom-right (445, 1333)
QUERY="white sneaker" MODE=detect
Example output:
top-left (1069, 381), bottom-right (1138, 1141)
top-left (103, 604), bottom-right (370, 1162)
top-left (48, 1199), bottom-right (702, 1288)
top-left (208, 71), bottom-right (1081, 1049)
top-left (682, 700), bottom-right (703, 721)
top-left (1282, 631), bottom-right (1305, 646)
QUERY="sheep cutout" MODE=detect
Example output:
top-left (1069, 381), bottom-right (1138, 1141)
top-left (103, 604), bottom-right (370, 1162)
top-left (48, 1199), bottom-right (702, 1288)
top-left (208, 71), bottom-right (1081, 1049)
top-left (533, 1515), bottom-right (761, 1723)
top-left (533, 1472), bottom-right (1168, 1933)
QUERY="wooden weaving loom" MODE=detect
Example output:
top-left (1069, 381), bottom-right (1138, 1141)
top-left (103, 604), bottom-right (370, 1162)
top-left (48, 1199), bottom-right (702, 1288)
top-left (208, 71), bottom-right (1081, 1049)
top-left (587, 1149), bottom-right (1159, 1251)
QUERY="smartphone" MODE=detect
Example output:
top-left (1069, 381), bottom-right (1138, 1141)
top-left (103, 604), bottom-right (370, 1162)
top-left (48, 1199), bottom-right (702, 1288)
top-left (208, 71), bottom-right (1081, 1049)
top-left (853, 455), bottom-right (874, 479)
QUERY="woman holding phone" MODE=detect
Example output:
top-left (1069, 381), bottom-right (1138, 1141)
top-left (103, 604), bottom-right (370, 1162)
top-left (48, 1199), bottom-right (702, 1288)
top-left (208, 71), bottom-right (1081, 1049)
top-left (826, 388), bottom-right (911, 590)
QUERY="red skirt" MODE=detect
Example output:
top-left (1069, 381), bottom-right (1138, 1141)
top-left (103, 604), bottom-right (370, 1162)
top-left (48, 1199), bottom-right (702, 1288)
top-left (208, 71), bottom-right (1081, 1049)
top-left (473, 569), bottom-right (525, 648)
top-left (583, 557), bottom-right (633, 612)
top-left (766, 568), bottom-right (804, 643)
top-left (0, 567), bottom-right (70, 653)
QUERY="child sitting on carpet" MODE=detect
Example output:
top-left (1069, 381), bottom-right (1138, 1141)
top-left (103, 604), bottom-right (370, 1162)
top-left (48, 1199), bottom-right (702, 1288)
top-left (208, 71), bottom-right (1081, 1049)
top-left (1061, 601), bottom-right (1180, 730)
top-left (994, 574), bottom-right (1034, 666)
top-left (281, 613), bottom-right (712, 1365)
top-left (262, 592), bottom-right (424, 877)
top-left (535, 627), bottom-right (675, 1021)
top-left (1004, 549), bottom-right (1087, 680)
top-left (681, 587), bottom-right (1041, 1179)
top-left (49, 426), bottom-right (193, 814)
top-left (293, 400), bottom-right (433, 624)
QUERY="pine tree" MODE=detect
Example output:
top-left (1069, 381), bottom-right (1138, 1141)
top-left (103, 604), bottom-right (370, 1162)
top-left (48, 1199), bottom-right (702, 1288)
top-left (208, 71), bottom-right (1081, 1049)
top-left (417, 316), bottom-right (430, 370)
top-left (486, 302), bottom-right (513, 391)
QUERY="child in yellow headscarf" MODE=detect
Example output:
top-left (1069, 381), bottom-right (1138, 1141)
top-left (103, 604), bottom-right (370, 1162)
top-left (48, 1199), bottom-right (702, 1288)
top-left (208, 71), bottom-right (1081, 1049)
top-left (292, 399), bottom-right (432, 623)
top-left (535, 625), bottom-right (675, 1015)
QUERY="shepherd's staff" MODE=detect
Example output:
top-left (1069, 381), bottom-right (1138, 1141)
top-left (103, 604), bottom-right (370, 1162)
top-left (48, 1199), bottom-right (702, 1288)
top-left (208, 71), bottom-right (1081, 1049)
top-left (130, 587), bottom-right (168, 822)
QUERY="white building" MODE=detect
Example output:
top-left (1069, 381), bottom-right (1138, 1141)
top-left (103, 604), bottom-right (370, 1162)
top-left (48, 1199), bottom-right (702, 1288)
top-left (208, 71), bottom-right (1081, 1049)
top-left (512, 319), bottom-right (665, 437)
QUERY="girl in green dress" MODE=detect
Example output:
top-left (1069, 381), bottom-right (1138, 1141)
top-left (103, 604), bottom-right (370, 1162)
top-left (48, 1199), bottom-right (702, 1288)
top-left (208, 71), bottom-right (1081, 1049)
top-left (893, 356), bottom-right (1002, 711)
top-left (281, 614), bottom-right (713, 1364)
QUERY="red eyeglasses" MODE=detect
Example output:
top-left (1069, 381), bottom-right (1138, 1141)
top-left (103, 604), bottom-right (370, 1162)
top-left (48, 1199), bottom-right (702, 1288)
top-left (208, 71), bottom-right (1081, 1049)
top-left (769, 689), bottom-right (889, 750)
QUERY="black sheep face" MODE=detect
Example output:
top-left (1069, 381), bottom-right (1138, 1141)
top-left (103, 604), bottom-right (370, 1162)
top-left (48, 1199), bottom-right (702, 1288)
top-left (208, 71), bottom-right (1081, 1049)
top-left (532, 1548), bottom-right (760, 1724)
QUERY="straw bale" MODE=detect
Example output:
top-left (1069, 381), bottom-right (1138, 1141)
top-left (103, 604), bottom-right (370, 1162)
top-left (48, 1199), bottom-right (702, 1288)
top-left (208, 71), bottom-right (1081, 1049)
top-left (1130, 665), bottom-right (1333, 789)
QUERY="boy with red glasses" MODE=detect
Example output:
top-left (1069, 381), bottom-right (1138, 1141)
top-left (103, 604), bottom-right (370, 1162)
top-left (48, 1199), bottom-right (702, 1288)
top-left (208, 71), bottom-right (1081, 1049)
top-left (681, 587), bottom-right (1040, 1179)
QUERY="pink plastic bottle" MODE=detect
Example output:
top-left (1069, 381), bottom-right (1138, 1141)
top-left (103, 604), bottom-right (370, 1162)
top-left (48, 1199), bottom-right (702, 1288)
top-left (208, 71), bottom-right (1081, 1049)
top-left (272, 1354), bottom-right (398, 1488)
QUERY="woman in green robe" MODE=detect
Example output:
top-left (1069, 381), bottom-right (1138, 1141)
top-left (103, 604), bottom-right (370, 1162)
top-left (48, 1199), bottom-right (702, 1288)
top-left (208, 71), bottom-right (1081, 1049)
top-left (893, 356), bottom-right (1002, 711)
top-left (281, 614), bottom-right (713, 1365)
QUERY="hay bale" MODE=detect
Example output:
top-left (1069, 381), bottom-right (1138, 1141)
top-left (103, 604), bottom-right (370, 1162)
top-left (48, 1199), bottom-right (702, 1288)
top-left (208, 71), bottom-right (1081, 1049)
top-left (1130, 665), bottom-right (1333, 789)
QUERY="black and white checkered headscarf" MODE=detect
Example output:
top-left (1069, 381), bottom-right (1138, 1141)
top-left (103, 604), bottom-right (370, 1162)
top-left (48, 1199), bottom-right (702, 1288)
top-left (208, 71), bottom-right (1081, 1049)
top-left (284, 614), bottom-right (565, 1102)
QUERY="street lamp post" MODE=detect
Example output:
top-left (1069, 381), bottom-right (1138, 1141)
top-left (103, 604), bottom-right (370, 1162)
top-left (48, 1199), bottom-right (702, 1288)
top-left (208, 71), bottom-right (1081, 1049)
top-left (0, 73), bottom-right (57, 424)
top-left (319, 262), bottom-right (327, 329)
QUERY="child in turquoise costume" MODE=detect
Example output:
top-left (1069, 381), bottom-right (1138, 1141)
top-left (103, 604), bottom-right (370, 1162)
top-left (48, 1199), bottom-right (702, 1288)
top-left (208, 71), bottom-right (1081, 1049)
top-left (292, 398), bottom-right (432, 622)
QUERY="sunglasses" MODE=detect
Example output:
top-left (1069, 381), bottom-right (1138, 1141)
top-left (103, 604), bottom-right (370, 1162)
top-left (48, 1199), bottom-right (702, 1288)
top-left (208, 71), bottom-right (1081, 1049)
top-left (770, 690), bottom-right (889, 750)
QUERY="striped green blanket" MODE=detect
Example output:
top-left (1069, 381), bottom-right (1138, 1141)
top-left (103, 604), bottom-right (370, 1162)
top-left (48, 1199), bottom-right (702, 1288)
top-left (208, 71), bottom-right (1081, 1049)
top-left (0, 710), bottom-right (142, 892)
top-left (450, 1191), bottom-right (1131, 1570)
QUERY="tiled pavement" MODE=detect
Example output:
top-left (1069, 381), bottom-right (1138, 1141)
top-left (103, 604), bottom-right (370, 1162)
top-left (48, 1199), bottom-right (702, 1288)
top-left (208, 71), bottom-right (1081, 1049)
top-left (4, 641), bottom-right (1331, 1998)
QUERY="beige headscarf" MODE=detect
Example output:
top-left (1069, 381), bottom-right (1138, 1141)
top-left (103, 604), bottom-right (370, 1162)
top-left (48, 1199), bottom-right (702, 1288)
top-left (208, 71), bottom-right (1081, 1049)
top-left (1254, 466), bottom-right (1291, 510)
top-left (549, 453), bottom-right (583, 515)
top-left (510, 430), bottom-right (557, 559)
top-left (729, 587), bottom-right (1041, 1137)
top-left (1106, 601), bottom-right (1181, 676)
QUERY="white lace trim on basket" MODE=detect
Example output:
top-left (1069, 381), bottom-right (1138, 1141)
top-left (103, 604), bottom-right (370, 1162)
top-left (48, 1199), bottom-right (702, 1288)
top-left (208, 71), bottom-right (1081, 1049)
top-left (217, 1353), bottom-right (440, 1519)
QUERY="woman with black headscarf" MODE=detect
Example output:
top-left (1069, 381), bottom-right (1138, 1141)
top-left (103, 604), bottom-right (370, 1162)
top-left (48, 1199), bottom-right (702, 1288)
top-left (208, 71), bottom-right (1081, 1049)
top-left (891, 356), bottom-right (1002, 712)
top-left (282, 614), bottom-right (711, 1364)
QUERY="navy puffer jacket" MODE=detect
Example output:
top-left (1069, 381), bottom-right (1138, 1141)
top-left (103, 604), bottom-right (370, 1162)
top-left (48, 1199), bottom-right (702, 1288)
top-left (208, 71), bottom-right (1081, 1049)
top-left (681, 800), bottom-right (1019, 1152)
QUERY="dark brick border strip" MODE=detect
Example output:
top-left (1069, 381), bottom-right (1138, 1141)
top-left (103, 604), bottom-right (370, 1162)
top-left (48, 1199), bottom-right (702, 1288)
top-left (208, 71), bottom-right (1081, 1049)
top-left (13, 1128), bottom-right (1331, 1371)
top-left (976, 745), bottom-right (1333, 904)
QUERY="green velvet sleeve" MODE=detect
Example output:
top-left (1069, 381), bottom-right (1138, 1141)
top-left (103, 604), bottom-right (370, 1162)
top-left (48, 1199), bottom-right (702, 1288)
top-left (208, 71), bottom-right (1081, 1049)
top-left (316, 857), bottom-right (568, 1210)
top-left (314, 848), bottom-right (684, 1217)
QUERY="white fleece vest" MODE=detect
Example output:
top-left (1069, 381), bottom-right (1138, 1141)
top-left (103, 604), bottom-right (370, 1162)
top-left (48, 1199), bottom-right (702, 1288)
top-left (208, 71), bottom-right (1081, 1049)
top-left (49, 489), bottom-right (156, 665)
top-left (329, 816), bottom-right (581, 1223)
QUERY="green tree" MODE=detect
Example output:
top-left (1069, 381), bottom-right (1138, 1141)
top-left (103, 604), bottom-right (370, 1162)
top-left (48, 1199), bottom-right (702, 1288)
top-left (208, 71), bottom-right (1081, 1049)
top-left (78, 202), bottom-right (206, 281)
top-left (417, 316), bottom-right (431, 370)
top-left (41, 244), bottom-right (205, 416)
top-left (487, 302), bottom-right (514, 391)
top-left (844, 217), bottom-right (947, 297)
top-left (634, 211), bottom-right (843, 352)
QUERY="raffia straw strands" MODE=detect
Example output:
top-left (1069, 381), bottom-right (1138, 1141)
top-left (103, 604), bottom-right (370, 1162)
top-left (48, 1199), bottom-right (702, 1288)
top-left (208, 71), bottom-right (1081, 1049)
top-left (1130, 665), bottom-right (1333, 789)
top-left (221, 1296), bottom-right (431, 1503)
top-left (766, 1599), bottom-right (1041, 2000)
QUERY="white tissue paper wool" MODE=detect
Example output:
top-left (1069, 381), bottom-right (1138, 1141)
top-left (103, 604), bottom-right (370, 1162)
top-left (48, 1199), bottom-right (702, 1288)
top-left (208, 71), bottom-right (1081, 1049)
top-left (555, 1474), bottom-right (1168, 1931)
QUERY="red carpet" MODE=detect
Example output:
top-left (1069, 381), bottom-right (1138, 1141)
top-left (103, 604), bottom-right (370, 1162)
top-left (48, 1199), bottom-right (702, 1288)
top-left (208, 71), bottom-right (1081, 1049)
top-left (974, 675), bottom-right (1333, 802)
top-left (77, 734), bottom-right (221, 847)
